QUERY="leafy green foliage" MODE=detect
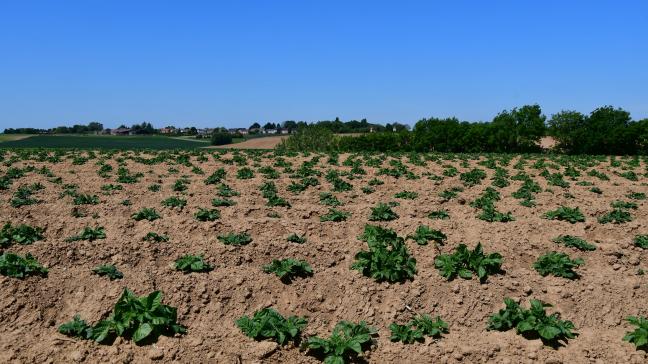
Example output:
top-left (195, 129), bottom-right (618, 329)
top-left (626, 192), bottom-right (646, 200)
top-left (236, 167), bottom-right (254, 179)
top-left (194, 208), bottom-right (220, 221)
top-left (161, 196), bottom-right (187, 208)
top-left (93, 264), bottom-right (123, 280)
top-left (623, 316), bottom-right (648, 349)
top-left (394, 191), bottom-right (418, 199)
top-left (320, 208), bottom-right (350, 222)
top-left (477, 204), bottom-right (515, 222)
top-left (65, 226), bottom-right (106, 242)
top-left (633, 235), bottom-right (648, 249)
top-left (287, 233), bottom-right (307, 244)
top-left (319, 192), bottom-right (341, 206)
top-left (174, 254), bottom-right (213, 273)
top-left (60, 288), bottom-right (186, 344)
top-left (306, 321), bottom-right (377, 364)
top-left (263, 259), bottom-right (313, 283)
top-left (131, 208), bottom-right (161, 221)
top-left (211, 198), bottom-right (236, 207)
top-left (434, 243), bottom-right (502, 283)
top-left (352, 225), bottom-right (417, 283)
top-left (390, 314), bottom-right (448, 344)
top-left (368, 203), bottom-right (398, 221)
top-left (488, 298), bottom-right (576, 345)
top-left (218, 232), bottom-right (252, 246)
top-left (543, 206), bottom-right (585, 223)
top-left (439, 186), bottom-right (463, 201)
top-left (58, 315), bottom-right (91, 339)
top-left (204, 168), bottom-right (226, 185)
top-left (460, 168), bottom-right (486, 187)
top-left (597, 208), bottom-right (633, 224)
top-left (236, 308), bottom-right (307, 345)
top-left (407, 225), bottom-right (446, 246)
top-left (428, 209), bottom-right (450, 220)
top-left (0, 222), bottom-right (44, 247)
top-left (534, 252), bottom-right (583, 279)
top-left (143, 232), bottom-right (169, 243)
top-left (552, 235), bottom-right (596, 251)
top-left (0, 252), bottom-right (48, 278)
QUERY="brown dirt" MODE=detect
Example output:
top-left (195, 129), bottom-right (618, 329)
top-left (211, 136), bottom-right (287, 149)
top-left (0, 151), bottom-right (647, 364)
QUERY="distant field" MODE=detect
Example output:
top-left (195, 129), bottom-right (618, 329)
top-left (0, 135), bottom-right (210, 149)
top-left (0, 134), bottom-right (30, 142)
top-left (210, 135), bottom-right (287, 149)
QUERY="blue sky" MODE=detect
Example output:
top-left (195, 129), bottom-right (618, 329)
top-left (1, 0), bottom-right (647, 129)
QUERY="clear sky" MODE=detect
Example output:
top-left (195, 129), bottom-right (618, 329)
top-left (1, 0), bottom-right (647, 129)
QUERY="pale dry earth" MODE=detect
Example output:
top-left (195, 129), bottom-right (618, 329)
top-left (0, 151), bottom-right (646, 364)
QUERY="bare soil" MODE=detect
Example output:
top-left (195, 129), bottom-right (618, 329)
top-left (0, 151), bottom-right (646, 364)
top-left (211, 136), bottom-right (287, 149)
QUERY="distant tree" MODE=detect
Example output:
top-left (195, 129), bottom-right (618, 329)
top-left (211, 131), bottom-right (233, 146)
top-left (283, 120), bottom-right (297, 131)
top-left (249, 122), bottom-right (261, 130)
top-left (263, 122), bottom-right (277, 130)
top-left (548, 110), bottom-right (587, 153)
top-left (87, 122), bottom-right (103, 131)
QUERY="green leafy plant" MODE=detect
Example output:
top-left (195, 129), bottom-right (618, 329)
top-left (0, 252), bottom-right (48, 278)
top-left (488, 298), bottom-right (576, 346)
top-left (143, 232), bottom-right (169, 243)
top-left (407, 225), bottom-right (447, 246)
top-left (0, 222), bottom-right (44, 247)
top-left (211, 198), bottom-right (236, 207)
top-left (132, 208), bottom-right (161, 221)
top-left (60, 288), bottom-right (186, 344)
top-left (394, 191), bottom-right (418, 199)
top-left (236, 167), bottom-right (254, 179)
top-left (174, 254), bottom-right (213, 273)
top-left (434, 243), bottom-right (502, 283)
top-left (597, 208), bottom-right (633, 224)
top-left (319, 192), bottom-right (341, 206)
top-left (65, 226), bottom-right (106, 242)
top-left (92, 264), bottom-right (123, 280)
top-left (477, 204), bottom-right (515, 222)
top-left (218, 232), bottom-right (252, 246)
top-left (236, 308), bottom-right (307, 345)
top-left (263, 258), bottom-right (313, 283)
top-left (390, 314), bottom-right (448, 344)
top-left (552, 235), bottom-right (596, 251)
top-left (623, 316), bottom-right (648, 349)
top-left (428, 210), bottom-right (450, 220)
top-left (205, 168), bottom-right (226, 185)
top-left (194, 208), bottom-right (220, 221)
top-left (534, 252), bottom-right (583, 279)
top-left (460, 168), bottom-right (486, 187)
top-left (369, 203), bottom-right (398, 221)
top-left (352, 225), bottom-right (417, 283)
top-left (320, 208), bottom-right (350, 222)
top-left (543, 206), bottom-right (585, 223)
top-left (306, 321), bottom-right (377, 364)
top-left (161, 196), bottom-right (187, 208)
top-left (287, 233), bottom-right (307, 244)
top-left (633, 235), bottom-right (648, 249)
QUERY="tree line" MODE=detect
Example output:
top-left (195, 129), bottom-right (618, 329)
top-left (280, 105), bottom-right (648, 155)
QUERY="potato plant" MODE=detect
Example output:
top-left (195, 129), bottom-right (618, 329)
top-left (236, 308), bottom-right (307, 345)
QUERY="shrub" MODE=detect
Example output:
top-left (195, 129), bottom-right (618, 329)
top-left (434, 243), bottom-right (502, 283)
top-left (534, 252), bottom-right (583, 279)
top-left (210, 132), bottom-right (233, 146)
top-left (488, 298), bottom-right (576, 345)
top-left (236, 308), bottom-right (307, 345)
top-left (0, 252), bottom-right (48, 278)
top-left (263, 259), bottom-right (313, 283)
